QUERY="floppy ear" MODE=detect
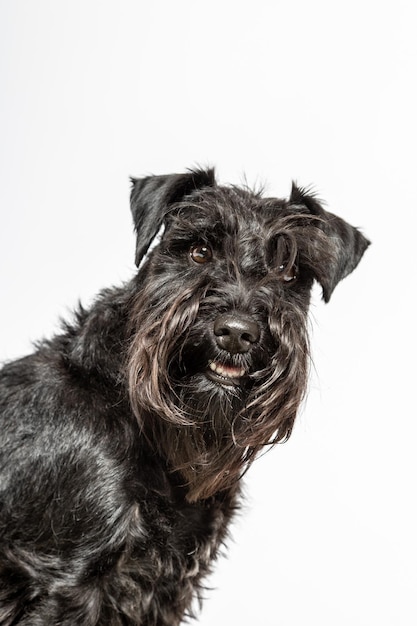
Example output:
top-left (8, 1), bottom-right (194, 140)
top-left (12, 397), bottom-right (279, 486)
top-left (130, 168), bottom-right (216, 266)
top-left (290, 184), bottom-right (370, 302)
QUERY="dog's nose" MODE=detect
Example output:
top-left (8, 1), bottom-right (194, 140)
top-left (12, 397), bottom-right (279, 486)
top-left (213, 313), bottom-right (260, 354)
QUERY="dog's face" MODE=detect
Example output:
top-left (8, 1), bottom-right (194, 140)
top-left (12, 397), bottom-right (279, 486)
top-left (127, 170), bottom-right (369, 500)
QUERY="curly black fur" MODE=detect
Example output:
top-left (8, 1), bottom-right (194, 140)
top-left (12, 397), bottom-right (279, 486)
top-left (0, 169), bottom-right (369, 625)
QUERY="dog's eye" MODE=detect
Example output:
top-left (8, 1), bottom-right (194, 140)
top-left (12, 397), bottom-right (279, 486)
top-left (190, 244), bottom-right (213, 264)
top-left (278, 264), bottom-right (297, 283)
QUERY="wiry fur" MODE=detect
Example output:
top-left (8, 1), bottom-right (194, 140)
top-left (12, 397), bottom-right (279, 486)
top-left (0, 169), bottom-right (369, 625)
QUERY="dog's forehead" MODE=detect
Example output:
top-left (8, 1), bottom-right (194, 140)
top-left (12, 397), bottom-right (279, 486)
top-left (172, 186), bottom-right (293, 236)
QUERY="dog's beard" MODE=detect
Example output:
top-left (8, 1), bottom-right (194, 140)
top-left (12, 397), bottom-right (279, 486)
top-left (127, 288), bottom-right (309, 502)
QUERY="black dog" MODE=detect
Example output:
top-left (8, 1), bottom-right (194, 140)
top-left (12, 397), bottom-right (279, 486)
top-left (0, 169), bottom-right (369, 625)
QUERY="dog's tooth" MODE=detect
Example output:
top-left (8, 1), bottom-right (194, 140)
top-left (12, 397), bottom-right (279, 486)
top-left (209, 361), bottom-right (221, 375)
top-left (208, 361), bottom-right (245, 379)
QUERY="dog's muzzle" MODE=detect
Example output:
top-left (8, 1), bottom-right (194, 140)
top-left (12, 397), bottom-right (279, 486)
top-left (206, 313), bottom-right (260, 387)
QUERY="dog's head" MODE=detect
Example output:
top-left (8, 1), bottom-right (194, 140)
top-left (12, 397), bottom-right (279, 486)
top-left (128, 169), bottom-right (369, 500)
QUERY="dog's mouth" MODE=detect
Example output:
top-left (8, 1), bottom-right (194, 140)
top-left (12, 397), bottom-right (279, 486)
top-left (206, 360), bottom-right (248, 387)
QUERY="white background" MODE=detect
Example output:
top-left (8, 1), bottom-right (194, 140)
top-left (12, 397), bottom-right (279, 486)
top-left (1, 1), bottom-right (416, 625)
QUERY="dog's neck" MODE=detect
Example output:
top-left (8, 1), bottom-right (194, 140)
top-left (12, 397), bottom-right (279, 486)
top-left (59, 281), bottom-right (138, 386)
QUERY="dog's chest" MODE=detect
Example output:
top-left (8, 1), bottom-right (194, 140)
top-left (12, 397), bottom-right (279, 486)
top-left (139, 488), bottom-right (234, 572)
top-left (113, 486), bottom-right (237, 623)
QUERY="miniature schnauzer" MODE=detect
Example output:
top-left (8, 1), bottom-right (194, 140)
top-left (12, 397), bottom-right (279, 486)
top-left (0, 168), bottom-right (369, 625)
